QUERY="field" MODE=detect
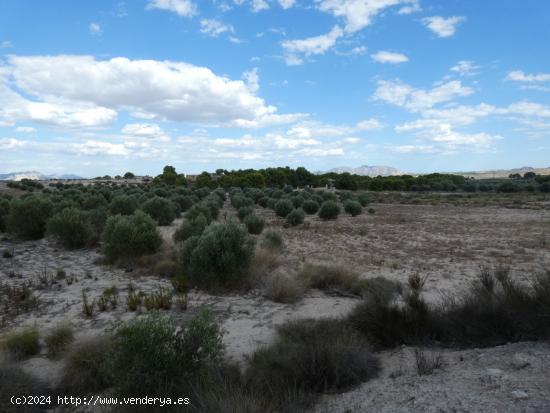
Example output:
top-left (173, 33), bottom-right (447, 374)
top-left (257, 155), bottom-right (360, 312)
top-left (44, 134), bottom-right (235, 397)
top-left (1, 184), bottom-right (549, 412)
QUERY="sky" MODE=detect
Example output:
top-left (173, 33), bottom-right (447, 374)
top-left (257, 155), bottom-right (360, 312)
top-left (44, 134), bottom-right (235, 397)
top-left (0, 0), bottom-right (549, 177)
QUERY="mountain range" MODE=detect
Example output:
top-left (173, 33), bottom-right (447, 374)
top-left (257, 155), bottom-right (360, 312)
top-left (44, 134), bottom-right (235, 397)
top-left (0, 171), bottom-right (82, 181)
top-left (321, 165), bottom-right (407, 177)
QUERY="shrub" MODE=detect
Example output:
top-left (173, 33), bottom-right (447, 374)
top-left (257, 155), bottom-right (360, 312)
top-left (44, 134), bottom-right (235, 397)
top-left (109, 195), bottom-right (138, 215)
top-left (299, 263), bottom-right (367, 296)
top-left (302, 200), bottom-right (319, 215)
top-left (172, 195), bottom-right (194, 212)
top-left (81, 195), bottom-right (108, 210)
top-left (322, 192), bottom-right (337, 201)
top-left (59, 336), bottom-right (114, 393)
top-left (344, 200), bottom-right (362, 217)
top-left (318, 200), bottom-right (340, 220)
top-left (6, 196), bottom-right (53, 239)
top-left (45, 322), bottom-right (74, 357)
top-left (258, 196), bottom-right (269, 208)
top-left (244, 214), bottom-right (265, 235)
top-left (111, 312), bottom-right (223, 396)
top-left (238, 206), bottom-right (254, 221)
top-left (286, 208), bottom-right (305, 226)
top-left (141, 196), bottom-right (177, 225)
top-left (174, 214), bottom-right (209, 243)
top-left (180, 220), bottom-right (255, 291)
top-left (368, 208), bottom-right (376, 214)
top-left (47, 208), bottom-right (94, 248)
top-left (1, 327), bottom-right (40, 360)
top-left (0, 198), bottom-right (10, 232)
top-left (247, 319), bottom-right (380, 408)
top-left (290, 196), bottom-right (304, 208)
top-left (275, 199), bottom-right (293, 218)
top-left (264, 274), bottom-right (306, 303)
top-left (185, 202), bottom-right (213, 224)
top-left (260, 230), bottom-right (284, 251)
top-left (102, 211), bottom-right (162, 262)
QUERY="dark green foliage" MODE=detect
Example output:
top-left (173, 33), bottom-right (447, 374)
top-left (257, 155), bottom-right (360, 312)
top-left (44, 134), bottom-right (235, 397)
top-left (258, 196), bottom-right (269, 208)
top-left (238, 206), bottom-right (254, 221)
top-left (186, 202), bottom-right (213, 224)
top-left (81, 195), bottom-right (108, 210)
top-left (179, 220), bottom-right (255, 291)
top-left (275, 199), bottom-right (294, 218)
top-left (141, 196), bottom-right (177, 225)
top-left (286, 208), bottom-right (305, 226)
top-left (172, 195), bottom-right (194, 212)
top-left (45, 322), bottom-right (74, 357)
top-left (47, 207), bottom-right (94, 248)
top-left (357, 193), bottom-right (369, 206)
top-left (6, 196), bottom-right (53, 239)
top-left (302, 200), bottom-right (319, 214)
top-left (0, 198), bottom-right (10, 232)
top-left (344, 200), bottom-right (362, 217)
top-left (247, 319), bottom-right (380, 408)
top-left (318, 200), bottom-right (340, 220)
top-left (111, 313), bottom-right (223, 396)
top-left (109, 195), bottom-right (138, 215)
top-left (102, 211), bottom-right (162, 262)
top-left (174, 214), bottom-right (209, 243)
top-left (244, 213), bottom-right (264, 234)
top-left (290, 195), bottom-right (304, 208)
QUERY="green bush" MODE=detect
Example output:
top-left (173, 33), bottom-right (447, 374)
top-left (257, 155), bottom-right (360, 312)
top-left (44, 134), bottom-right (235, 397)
top-left (286, 208), bottom-right (305, 226)
top-left (141, 196), bottom-right (177, 225)
top-left (47, 208), bottom-right (94, 248)
top-left (179, 220), bottom-right (255, 291)
top-left (302, 200), bottom-right (319, 215)
top-left (275, 199), bottom-right (294, 218)
top-left (247, 319), bottom-right (379, 407)
top-left (185, 202), bottom-right (213, 224)
top-left (109, 195), bottom-right (138, 215)
top-left (1, 327), bottom-right (40, 360)
top-left (102, 211), bottom-right (162, 262)
top-left (174, 213), bottom-right (209, 243)
top-left (0, 198), bottom-right (10, 232)
top-left (290, 196), bottom-right (304, 208)
top-left (318, 200), bottom-right (340, 220)
top-left (172, 195), bottom-right (194, 212)
top-left (6, 196), bottom-right (53, 239)
top-left (344, 200), bottom-right (362, 217)
top-left (81, 195), bottom-right (108, 210)
top-left (244, 214), bottom-right (265, 234)
top-left (111, 312), bottom-right (223, 396)
top-left (238, 206), bottom-right (254, 221)
top-left (358, 193), bottom-right (369, 206)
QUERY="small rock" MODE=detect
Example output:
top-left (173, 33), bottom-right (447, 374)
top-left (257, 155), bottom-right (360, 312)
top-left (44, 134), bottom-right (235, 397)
top-left (512, 353), bottom-right (530, 369)
top-left (511, 390), bottom-right (528, 400)
top-left (486, 368), bottom-right (504, 377)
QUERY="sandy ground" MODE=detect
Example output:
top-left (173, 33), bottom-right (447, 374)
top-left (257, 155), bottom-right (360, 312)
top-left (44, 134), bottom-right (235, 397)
top-left (1, 197), bottom-right (549, 411)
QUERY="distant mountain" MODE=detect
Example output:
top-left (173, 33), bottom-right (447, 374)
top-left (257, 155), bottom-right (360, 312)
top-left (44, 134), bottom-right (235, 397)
top-left (452, 166), bottom-right (550, 179)
top-left (0, 171), bottom-right (83, 181)
top-left (322, 165), bottom-right (407, 177)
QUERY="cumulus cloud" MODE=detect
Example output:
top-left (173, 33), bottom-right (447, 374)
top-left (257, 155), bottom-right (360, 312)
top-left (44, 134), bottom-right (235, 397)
top-left (146, 0), bottom-right (197, 17)
top-left (1, 55), bottom-right (302, 128)
top-left (373, 79), bottom-right (474, 112)
top-left (317, 0), bottom-right (414, 34)
top-left (423, 16), bottom-right (465, 38)
top-left (450, 60), bottom-right (481, 76)
top-left (506, 70), bottom-right (550, 83)
top-left (251, 0), bottom-right (269, 12)
top-left (200, 19), bottom-right (234, 37)
top-left (282, 26), bottom-right (343, 65)
top-left (278, 0), bottom-right (296, 9)
top-left (89, 23), bottom-right (102, 35)
top-left (15, 126), bottom-right (36, 133)
top-left (371, 51), bottom-right (408, 64)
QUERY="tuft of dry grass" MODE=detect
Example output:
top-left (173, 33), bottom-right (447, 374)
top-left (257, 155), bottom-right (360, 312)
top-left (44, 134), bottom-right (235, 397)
top-left (1, 326), bottom-right (40, 360)
top-left (414, 349), bottom-right (443, 376)
top-left (264, 274), bottom-right (307, 304)
top-left (251, 246), bottom-right (281, 279)
top-left (298, 263), bottom-right (366, 297)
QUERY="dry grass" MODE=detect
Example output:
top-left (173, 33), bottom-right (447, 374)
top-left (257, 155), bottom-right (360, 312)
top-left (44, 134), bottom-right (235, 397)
top-left (251, 246), bottom-right (281, 279)
top-left (264, 274), bottom-right (307, 303)
top-left (298, 263), bottom-right (366, 297)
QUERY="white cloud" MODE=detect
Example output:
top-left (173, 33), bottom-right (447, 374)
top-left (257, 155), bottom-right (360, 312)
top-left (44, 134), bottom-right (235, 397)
top-left (251, 0), bottom-right (269, 12)
top-left (450, 60), bottom-right (480, 76)
top-left (278, 0), bottom-right (295, 9)
top-left (70, 140), bottom-right (130, 156)
top-left (423, 16), bottom-right (465, 38)
top-left (317, 0), bottom-right (410, 34)
top-left (1, 55), bottom-right (302, 128)
top-left (146, 0), bottom-right (197, 17)
top-left (89, 23), bottom-right (102, 35)
top-left (506, 70), bottom-right (550, 83)
top-left (200, 19), bottom-right (234, 37)
top-left (15, 126), bottom-right (36, 133)
top-left (121, 123), bottom-right (170, 142)
top-left (373, 79), bottom-right (474, 112)
top-left (242, 68), bottom-right (260, 92)
top-left (371, 51), bottom-right (408, 64)
top-left (282, 26), bottom-right (343, 65)
top-left (0, 138), bottom-right (27, 149)
top-left (397, 1), bottom-right (421, 15)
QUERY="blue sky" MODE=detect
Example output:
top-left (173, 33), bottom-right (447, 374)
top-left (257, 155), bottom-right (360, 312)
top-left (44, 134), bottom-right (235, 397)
top-left (0, 0), bottom-right (549, 176)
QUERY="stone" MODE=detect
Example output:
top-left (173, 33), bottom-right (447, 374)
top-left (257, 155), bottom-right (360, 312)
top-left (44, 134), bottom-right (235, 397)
top-left (512, 353), bottom-right (530, 369)
top-left (511, 390), bottom-right (529, 400)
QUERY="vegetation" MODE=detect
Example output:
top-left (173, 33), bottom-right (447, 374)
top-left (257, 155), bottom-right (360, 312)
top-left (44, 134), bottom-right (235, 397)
top-left (302, 199), bottom-right (319, 214)
top-left (0, 327), bottom-right (40, 360)
top-left (318, 200), bottom-right (340, 220)
top-left (275, 199), bottom-right (294, 218)
top-left (179, 220), bottom-right (255, 291)
top-left (47, 207), bottom-right (94, 248)
top-left (141, 196), bottom-right (177, 225)
top-left (343, 200), bottom-right (362, 216)
top-left (6, 196), bottom-right (53, 239)
top-left (286, 208), bottom-right (305, 226)
top-left (45, 322), bottom-right (74, 357)
top-left (244, 213), bottom-right (265, 234)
